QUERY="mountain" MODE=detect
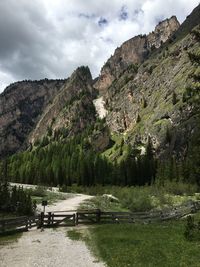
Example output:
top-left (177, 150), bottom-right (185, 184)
top-left (29, 66), bottom-right (96, 144)
top-left (0, 79), bottom-right (65, 157)
top-left (0, 4), bottom-right (200, 186)
top-left (94, 16), bottom-right (180, 92)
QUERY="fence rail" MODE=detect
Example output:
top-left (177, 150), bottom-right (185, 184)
top-left (1, 201), bottom-right (200, 234)
top-left (0, 215), bottom-right (39, 234)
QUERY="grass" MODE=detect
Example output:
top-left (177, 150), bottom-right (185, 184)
top-left (67, 229), bottom-right (83, 241)
top-left (85, 219), bottom-right (200, 267)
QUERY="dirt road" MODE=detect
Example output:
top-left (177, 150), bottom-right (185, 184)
top-left (0, 194), bottom-right (105, 267)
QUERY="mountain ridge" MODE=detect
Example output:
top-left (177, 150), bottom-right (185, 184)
top-left (0, 4), bottom-right (199, 163)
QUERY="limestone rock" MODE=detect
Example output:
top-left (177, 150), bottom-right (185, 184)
top-left (94, 16), bottom-right (180, 93)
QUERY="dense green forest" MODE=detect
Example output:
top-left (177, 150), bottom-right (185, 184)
top-left (1, 127), bottom-right (156, 187)
top-left (1, 122), bottom-right (199, 188)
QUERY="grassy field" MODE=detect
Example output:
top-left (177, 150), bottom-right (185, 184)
top-left (68, 214), bottom-right (200, 267)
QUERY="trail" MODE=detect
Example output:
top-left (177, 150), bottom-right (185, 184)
top-left (0, 194), bottom-right (105, 267)
top-left (37, 193), bottom-right (93, 213)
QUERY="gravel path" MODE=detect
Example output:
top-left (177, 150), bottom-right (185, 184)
top-left (37, 194), bottom-right (93, 213)
top-left (47, 194), bottom-right (93, 212)
top-left (0, 195), bottom-right (105, 267)
top-left (0, 228), bottom-right (105, 267)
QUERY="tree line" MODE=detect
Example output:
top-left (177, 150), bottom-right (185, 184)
top-left (0, 131), bottom-right (156, 188)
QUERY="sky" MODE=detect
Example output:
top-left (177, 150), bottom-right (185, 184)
top-left (0, 0), bottom-right (199, 92)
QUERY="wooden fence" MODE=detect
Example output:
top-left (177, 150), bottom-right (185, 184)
top-left (1, 201), bottom-right (200, 234)
top-left (0, 215), bottom-right (39, 234)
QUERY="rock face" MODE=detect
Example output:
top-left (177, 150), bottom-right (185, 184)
top-left (30, 66), bottom-right (96, 144)
top-left (103, 22), bottom-right (200, 157)
top-left (94, 16), bottom-right (180, 92)
top-left (0, 79), bottom-right (65, 157)
top-left (147, 16), bottom-right (180, 48)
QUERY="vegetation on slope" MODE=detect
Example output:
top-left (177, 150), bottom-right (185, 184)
top-left (1, 124), bottom-right (156, 188)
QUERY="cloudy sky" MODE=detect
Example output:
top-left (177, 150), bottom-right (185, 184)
top-left (0, 0), bottom-right (199, 92)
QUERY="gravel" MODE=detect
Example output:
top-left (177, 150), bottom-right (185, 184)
top-left (0, 228), bottom-right (105, 267)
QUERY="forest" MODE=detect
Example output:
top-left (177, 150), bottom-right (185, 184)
top-left (1, 121), bottom-right (199, 189)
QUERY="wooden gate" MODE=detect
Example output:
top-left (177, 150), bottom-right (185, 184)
top-left (40, 212), bottom-right (76, 227)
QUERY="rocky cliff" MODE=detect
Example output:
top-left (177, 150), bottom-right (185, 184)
top-left (94, 16), bottom-right (180, 92)
top-left (0, 79), bottom-right (65, 157)
top-left (103, 25), bottom-right (200, 159)
top-left (29, 66), bottom-right (96, 144)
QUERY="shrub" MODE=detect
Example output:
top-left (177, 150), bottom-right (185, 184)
top-left (113, 187), bottom-right (154, 212)
top-left (28, 186), bottom-right (47, 197)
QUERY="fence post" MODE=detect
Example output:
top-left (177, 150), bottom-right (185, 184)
top-left (72, 214), bottom-right (76, 226)
top-left (76, 213), bottom-right (79, 225)
top-left (96, 209), bottom-right (101, 223)
top-left (28, 218), bottom-right (32, 229)
top-left (47, 212), bottom-right (51, 226)
top-left (38, 212), bottom-right (44, 228)
top-left (51, 213), bottom-right (54, 225)
top-left (112, 213), bottom-right (115, 222)
top-left (25, 218), bottom-right (29, 231)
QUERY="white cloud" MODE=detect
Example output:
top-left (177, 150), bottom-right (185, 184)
top-left (0, 70), bottom-right (15, 92)
top-left (0, 0), bottom-right (199, 92)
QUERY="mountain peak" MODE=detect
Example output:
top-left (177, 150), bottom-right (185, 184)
top-left (94, 16), bottom-right (180, 92)
top-left (147, 15), bottom-right (180, 49)
top-left (71, 66), bottom-right (92, 83)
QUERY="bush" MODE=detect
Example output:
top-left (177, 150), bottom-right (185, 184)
top-left (112, 186), bottom-right (154, 212)
top-left (28, 186), bottom-right (47, 197)
top-left (128, 193), bottom-right (153, 212)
